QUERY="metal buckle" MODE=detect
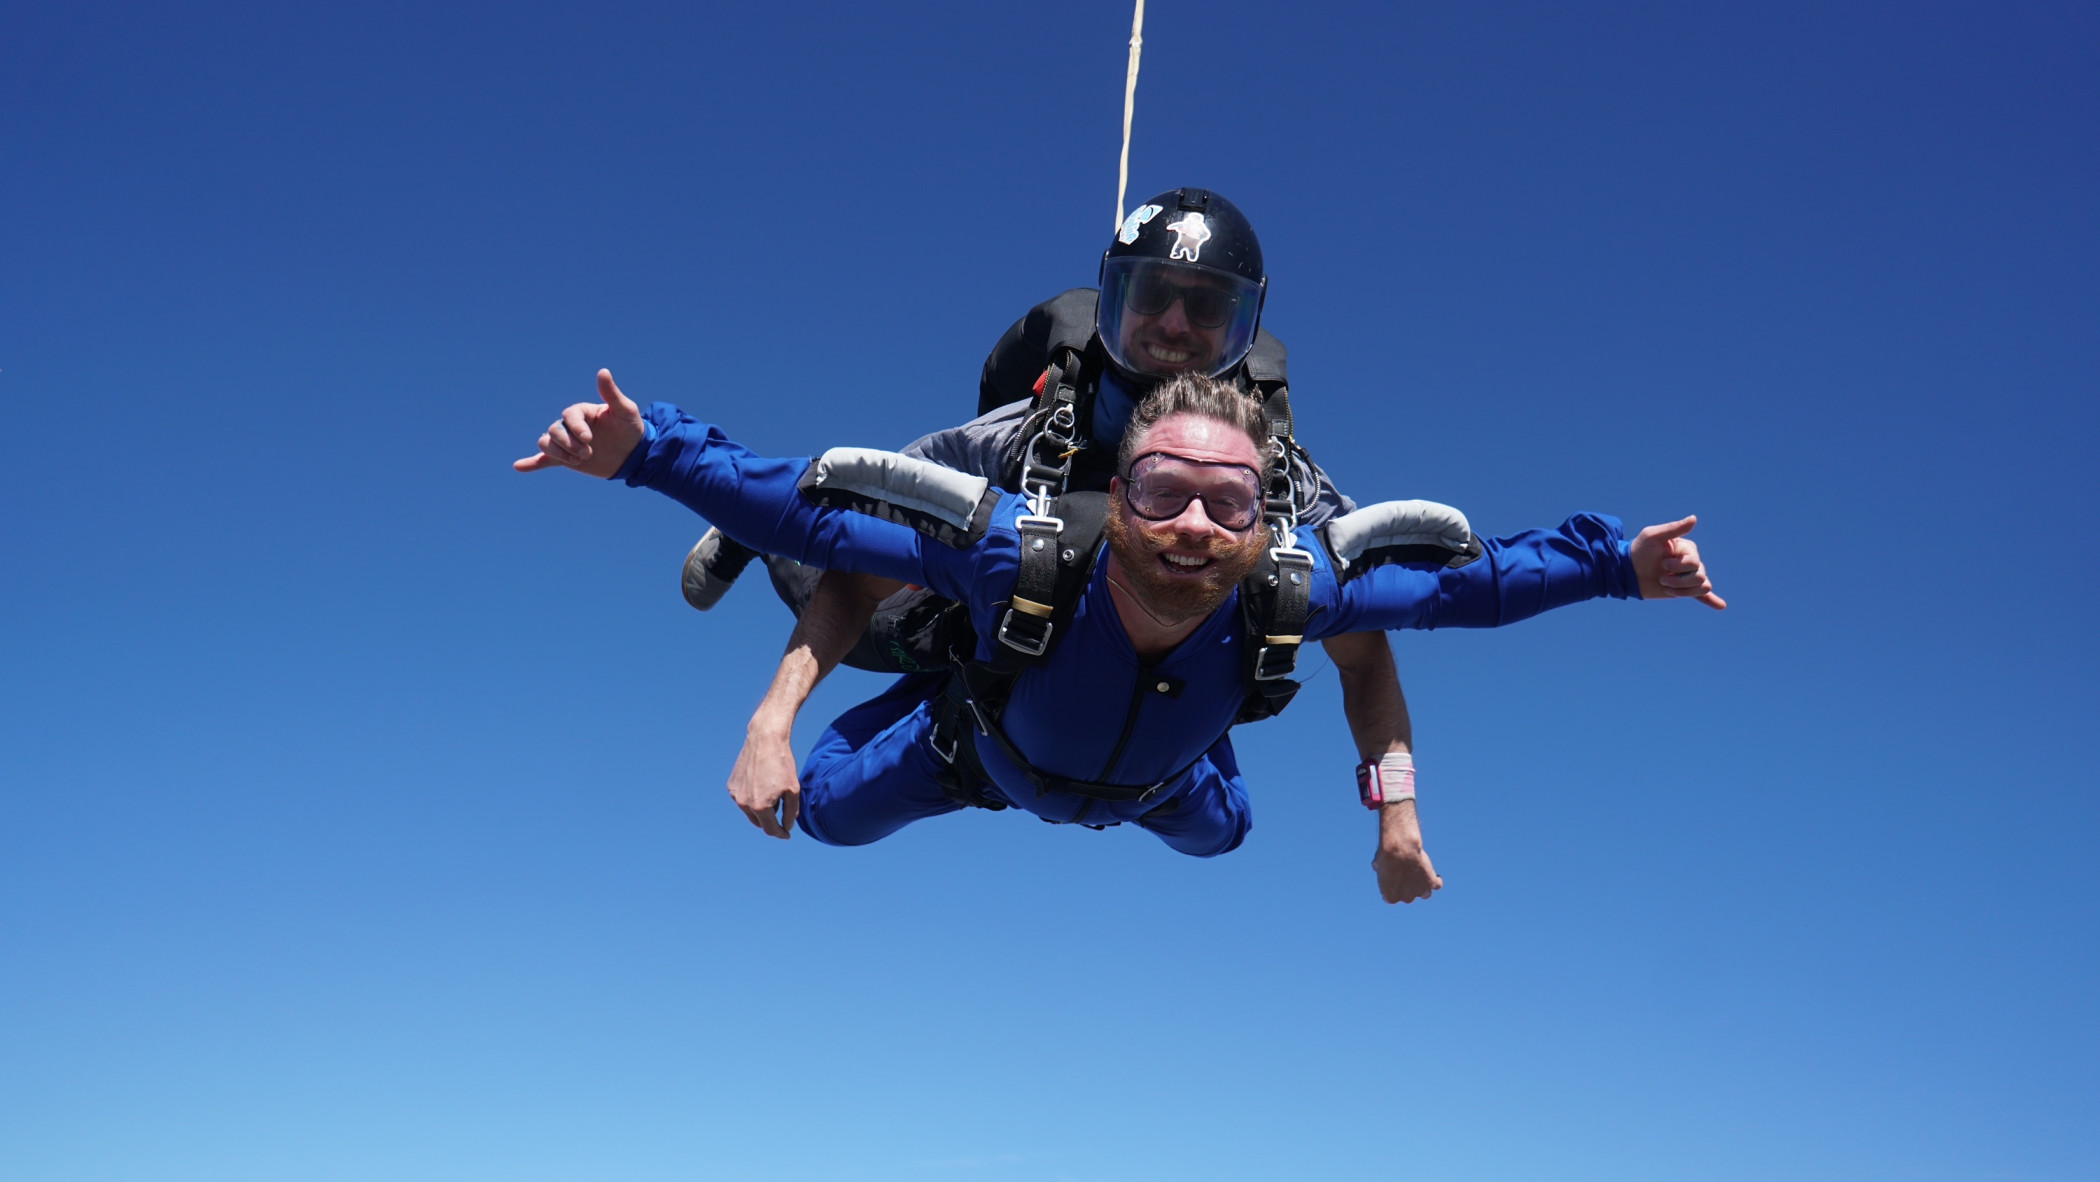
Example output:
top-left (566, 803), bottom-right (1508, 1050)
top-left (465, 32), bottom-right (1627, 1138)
top-left (1252, 642), bottom-right (1299, 681)
top-left (928, 723), bottom-right (958, 765)
top-left (1269, 543), bottom-right (1314, 576)
top-left (997, 609), bottom-right (1053, 656)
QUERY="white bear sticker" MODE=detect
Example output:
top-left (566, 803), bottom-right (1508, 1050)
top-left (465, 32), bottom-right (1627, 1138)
top-left (1117, 204), bottom-right (1162, 245)
top-left (1165, 213), bottom-right (1211, 262)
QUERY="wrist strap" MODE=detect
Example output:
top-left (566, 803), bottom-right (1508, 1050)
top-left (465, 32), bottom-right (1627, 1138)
top-left (1358, 752), bottom-right (1416, 808)
top-left (1376, 752), bottom-right (1415, 804)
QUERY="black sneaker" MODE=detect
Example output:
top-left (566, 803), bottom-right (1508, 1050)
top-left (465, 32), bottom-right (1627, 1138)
top-left (681, 527), bottom-right (760, 611)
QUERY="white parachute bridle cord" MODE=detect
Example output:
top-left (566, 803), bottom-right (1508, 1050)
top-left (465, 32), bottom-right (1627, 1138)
top-left (1115, 0), bottom-right (1146, 231)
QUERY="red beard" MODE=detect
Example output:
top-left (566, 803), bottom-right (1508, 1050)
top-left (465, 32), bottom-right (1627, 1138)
top-left (1103, 505), bottom-right (1269, 624)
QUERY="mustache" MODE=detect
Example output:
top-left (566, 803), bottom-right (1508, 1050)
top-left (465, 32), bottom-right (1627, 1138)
top-left (1120, 518), bottom-right (1266, 578)
top-left (1129, 518), bottom-right (1238, 554)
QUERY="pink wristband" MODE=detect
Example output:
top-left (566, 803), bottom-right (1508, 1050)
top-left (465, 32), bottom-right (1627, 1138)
top-left (1356, 752), bottom-right (1416, 808)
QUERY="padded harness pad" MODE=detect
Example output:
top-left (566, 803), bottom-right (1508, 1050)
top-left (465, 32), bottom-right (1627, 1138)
top-left (1324, 499), bottom-right (1483, 575)
top-left (799, 448), bottom-right (999, 549)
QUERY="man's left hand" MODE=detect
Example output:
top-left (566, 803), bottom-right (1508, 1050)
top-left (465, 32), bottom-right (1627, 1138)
top-left (1629, 515), bottom-right (1726, 609)
top-left (1373, 800), bottom-right (1442, 904)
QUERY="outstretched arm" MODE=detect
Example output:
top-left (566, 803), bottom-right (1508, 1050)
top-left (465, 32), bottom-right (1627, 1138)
top-left (1321, 512), bottom-right (1723, 635)
top-left (515, 369), bottom-right (976, 600)
top-left (728, 570), bottom-right (901, 840)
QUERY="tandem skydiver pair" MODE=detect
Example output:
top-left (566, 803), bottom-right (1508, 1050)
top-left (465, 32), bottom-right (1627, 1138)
top-left (514, 188), bottom-right (1725, 903)
top-left (516, 369), bottom-right (1720, 865)
top-left (702, 189), bottom-right (1447, 905)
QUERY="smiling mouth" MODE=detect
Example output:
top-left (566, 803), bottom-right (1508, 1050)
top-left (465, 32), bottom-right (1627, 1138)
top-left (1142, 342), bottom-right (1194, 365)
top-left (1160, 552), bottom-right (1212, 574)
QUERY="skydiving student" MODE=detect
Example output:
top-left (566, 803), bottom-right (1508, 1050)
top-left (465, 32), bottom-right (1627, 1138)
top-left (681, 188), bottom-right (1447, 903)
top-left (514, 370), bottom-right (1725, 877)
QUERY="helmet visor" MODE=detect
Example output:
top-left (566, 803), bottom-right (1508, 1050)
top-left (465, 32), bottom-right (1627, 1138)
top-left (1099, 257), bottom-right (1263, 379)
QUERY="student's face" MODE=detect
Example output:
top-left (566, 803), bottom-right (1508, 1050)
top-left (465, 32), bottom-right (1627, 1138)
top-left (1114, 266), bottom-right (1235, 375)
top-left (1105, 413), bottom-right (1268, 619)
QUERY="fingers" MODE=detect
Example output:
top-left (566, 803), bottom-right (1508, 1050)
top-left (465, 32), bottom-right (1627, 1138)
top-left (1641, 515), bottom-right (1698, 542)
top-left (540, 424), bottom-right (586, 467)
top-left (1373, 849), bottom-right (1443, 905)
top-left (516, 374), bottom-right (637, 479)
top-left (742, 802), bottom-right (789, 839)
top-left (516, 402), bottom-right (595, 472)
top-left (598, 368), bottom-right (638, 414)
top-left (777, 787), bottom-right (800, 838)
top-left (561, 403), bottom-right (597, 456)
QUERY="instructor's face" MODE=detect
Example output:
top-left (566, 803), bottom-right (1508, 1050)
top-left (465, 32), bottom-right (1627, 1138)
top-left (1116, 267), bottom-right (1234, 375)
top-left (1105, 413), bottom-right (1269, 620)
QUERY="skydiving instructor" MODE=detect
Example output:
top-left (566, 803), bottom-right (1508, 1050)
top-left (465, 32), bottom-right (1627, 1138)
top-left (682, 189), bottom-right (1454, 905)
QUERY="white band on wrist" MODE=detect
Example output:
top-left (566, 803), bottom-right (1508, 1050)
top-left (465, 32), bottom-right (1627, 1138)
top-left (1377, 752), bottom-right (1415, 804)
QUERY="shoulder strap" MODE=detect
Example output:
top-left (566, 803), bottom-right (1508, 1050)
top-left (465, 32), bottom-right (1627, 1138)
top-left (1243, 326), bottom-right (1288, 386)
top-left (988, 490), bottom-right (1109, 667)
top-left (979, 289), bottom-right (1102, 417)
top-left (930, 491), bottom-right (1120, 796)
top-left (1233, 537), bottom-right (1313, 724)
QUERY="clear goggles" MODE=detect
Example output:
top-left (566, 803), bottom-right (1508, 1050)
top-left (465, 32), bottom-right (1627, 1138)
top-left (1121, 452), bottom-right (1265, 532)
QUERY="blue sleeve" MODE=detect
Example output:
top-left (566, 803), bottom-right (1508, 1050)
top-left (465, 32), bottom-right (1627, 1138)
top-left (1311, 513), bottom-right (1639, 636)
top-left (615, 402), bottom-right (980, 603)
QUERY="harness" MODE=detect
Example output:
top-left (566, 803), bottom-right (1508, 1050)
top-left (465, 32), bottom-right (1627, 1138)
top-left (996, 322), bottom-right (1319, 724)
top-left (929, 343), bottom-right (1318, 816)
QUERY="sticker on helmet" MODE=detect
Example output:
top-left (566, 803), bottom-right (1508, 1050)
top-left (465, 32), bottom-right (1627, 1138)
top-left (1117, 204), bottom-right (1162, 245)
top-left (1166, 213), bottom-right (1212, 263)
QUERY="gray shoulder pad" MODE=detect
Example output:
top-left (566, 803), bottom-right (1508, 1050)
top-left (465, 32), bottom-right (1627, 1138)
top-left (1322, 499), bottom-right (1483, 577)
top-left (798, 448), bottom-right (999, 549)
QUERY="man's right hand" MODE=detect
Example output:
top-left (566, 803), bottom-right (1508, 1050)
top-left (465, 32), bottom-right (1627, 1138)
top-left (728, 725), bottom-right (802, 839)
top-left (514, 369), bottom-right (646, 478)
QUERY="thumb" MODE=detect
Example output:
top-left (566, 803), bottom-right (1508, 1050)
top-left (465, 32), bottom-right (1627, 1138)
top-left (598, 368), bottom-right (637, 414)
top-left (513, 452), bottom-right (563, 472)
top-left (1698, 590), bottom-right (1729, 610)
top-left (1645, 515), bottom-right (1698, 542)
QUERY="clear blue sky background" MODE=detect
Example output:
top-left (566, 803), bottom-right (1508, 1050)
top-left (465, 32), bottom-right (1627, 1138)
top-left (4, 2), bottom-right (2095, 1179)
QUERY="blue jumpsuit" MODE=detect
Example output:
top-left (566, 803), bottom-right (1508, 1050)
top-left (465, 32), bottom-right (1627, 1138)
top-left (620, 404), bottom-right (1641, 857)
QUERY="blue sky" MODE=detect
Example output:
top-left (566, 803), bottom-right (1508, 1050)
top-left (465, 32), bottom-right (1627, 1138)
top-left (3, 2), bottom-right (2095, 1179)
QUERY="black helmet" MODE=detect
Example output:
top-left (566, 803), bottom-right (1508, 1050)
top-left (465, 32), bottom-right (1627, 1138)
top-left (1097, 187), bottom-right (1268, 380)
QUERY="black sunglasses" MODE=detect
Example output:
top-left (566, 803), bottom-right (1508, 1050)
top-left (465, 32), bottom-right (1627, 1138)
top-left (1124, 270), bottom-right (1240, 329)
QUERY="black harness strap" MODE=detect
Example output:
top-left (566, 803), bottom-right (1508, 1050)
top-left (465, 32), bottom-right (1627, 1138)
top-left (935, 491), bottom-right (1210, 808)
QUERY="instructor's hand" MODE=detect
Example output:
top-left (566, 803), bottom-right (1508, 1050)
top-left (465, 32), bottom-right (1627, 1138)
top-left (1373, 800), bottom-right (1442, 904)
top-left (727, 726), bottom-right (803, 840)
top-left (514, 369), bottom-right (645, 478)
top-left (1629, 515), bottom-right (1726, 609)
